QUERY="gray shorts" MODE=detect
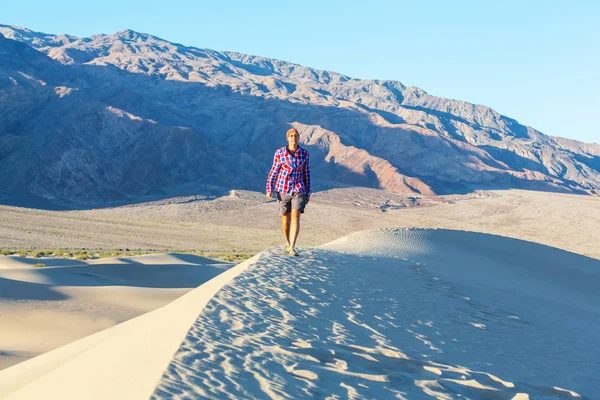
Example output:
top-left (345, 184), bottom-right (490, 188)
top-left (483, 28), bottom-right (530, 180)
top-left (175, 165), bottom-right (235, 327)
top-left (276, 192), bottom-right (307, 215)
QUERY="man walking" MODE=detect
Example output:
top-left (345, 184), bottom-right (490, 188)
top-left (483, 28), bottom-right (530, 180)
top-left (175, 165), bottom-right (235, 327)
top-left (266, 128), bottom-right (311, 256)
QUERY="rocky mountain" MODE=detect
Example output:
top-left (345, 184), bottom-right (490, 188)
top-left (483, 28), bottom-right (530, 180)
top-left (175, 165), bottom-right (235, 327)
top-left (1, 24), bottom-right (599, 208)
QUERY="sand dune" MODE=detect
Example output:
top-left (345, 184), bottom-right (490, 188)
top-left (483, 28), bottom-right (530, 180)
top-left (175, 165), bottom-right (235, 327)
top-left (1, 229), bottom-right (598, 399)
top-left (154, 229), bottom-right (599, 399)
top-left (0, 253), bottom-right (232, 370)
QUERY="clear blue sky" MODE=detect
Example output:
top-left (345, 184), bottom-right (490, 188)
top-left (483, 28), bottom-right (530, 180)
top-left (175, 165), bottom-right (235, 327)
top-left (3, 0), bottom-right (599, 143)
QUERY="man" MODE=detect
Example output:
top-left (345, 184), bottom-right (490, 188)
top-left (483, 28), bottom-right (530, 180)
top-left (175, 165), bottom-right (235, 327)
top-left (266, 128), bottom-right (311, 256)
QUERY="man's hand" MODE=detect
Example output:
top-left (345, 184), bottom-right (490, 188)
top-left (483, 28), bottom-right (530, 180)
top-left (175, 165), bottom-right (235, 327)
top-left (266, 191), bottom-right (273, 200)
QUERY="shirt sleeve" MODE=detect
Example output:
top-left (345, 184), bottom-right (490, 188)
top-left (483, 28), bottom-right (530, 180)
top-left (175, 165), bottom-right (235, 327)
top-left (303, 151), bottom-right (311, 196)
top-left (266, 150), bottom-right (281, 193)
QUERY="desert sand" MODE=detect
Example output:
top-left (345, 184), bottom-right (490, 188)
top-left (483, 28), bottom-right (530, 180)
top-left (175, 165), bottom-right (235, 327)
top-left (1, 228), bottom-right (598, 399)
top-left (0, 253), bottom-right (232, 370)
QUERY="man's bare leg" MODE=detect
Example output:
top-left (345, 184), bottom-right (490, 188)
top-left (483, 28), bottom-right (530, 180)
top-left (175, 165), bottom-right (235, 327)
top-left (289, 209), bottom-right (301, 251)
top-left (281, 213), bottom-right (291, 249)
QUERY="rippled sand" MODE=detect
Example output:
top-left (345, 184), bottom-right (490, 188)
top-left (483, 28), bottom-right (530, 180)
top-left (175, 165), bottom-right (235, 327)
top-left (153, 229), bottom-right (598, 399)
top-left (1, 228), bottom-right (596, 399)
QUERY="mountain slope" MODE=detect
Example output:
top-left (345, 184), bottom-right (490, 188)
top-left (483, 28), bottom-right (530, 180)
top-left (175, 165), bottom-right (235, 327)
top-left (0, 24), bottom-right (598, 207)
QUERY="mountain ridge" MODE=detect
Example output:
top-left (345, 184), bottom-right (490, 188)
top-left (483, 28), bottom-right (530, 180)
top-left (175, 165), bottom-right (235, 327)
top-left (0, 24), bottom-right (598, 208)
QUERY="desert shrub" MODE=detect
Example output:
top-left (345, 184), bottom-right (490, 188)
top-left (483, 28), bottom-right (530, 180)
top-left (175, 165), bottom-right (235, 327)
top-left (237, 253), bottom-right (253, 261)
top-left (225, 253), bottom-right (253, 262)
top-left (32, 250), bottom-right (44, 258)
top-left (75, 253), bottom-right (89, 260)
top-left (32, 263), bottom-right (46, 268)
top-left (18, 250), bottom-right (27, 257)
top-left (1, 249), bottom-right (13, 256)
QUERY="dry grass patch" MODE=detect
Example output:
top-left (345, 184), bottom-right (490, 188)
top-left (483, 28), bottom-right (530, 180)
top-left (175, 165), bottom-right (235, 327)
top-left (200, 251), bottom-right (254, 263)
top-left (0, 248), bottom-right (254, 263)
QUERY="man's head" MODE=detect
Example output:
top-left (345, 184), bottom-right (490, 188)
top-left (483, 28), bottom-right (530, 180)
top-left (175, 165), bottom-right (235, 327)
top-left (286, 128), bottom-right (300, 148)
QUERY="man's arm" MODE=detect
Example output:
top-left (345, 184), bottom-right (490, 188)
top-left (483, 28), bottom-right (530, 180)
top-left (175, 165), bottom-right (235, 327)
top-left (303, 152), bottom-right (311, 198)
top-left (266, 151), bottom-right (281, 198)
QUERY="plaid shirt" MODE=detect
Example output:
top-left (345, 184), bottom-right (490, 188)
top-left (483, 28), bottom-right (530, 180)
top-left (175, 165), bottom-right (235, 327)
top-left (266, 146), bottom-right (311, 196)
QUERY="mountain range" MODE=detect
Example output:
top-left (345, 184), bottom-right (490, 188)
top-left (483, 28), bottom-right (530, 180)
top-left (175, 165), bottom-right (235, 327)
top-left (1, 24), bottom-right (599, 208)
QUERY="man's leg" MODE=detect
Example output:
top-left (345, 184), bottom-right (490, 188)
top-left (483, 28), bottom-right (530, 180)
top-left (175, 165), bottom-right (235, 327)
top-left (281, 213), bottom-right (291, 249)
top-left (289, 209), bottom-right (301, 250)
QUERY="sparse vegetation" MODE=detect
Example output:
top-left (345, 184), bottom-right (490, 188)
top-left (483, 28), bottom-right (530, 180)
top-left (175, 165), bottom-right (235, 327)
top-left (202, 251), bottom-right (253, 263)
top-left (220, 253), bottom-right (253, 263)
top-left (0, 248), bottom-right (254, 263)
top-left (32, 250), bottom-right (44, 258)
top-left (32, 263), bottom-right (47, 268)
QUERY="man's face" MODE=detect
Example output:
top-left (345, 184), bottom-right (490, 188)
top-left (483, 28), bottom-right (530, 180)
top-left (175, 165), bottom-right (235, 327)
top-left (287, 132), bottom-right (300, 147)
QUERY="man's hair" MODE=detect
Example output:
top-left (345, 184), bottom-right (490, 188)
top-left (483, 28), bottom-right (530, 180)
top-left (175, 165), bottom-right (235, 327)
top-left (286, 128), bottom-right (299, 138)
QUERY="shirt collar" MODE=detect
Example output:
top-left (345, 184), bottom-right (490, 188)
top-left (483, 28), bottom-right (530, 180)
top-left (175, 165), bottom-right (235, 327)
top-left (284, 145), bottom-right (302, 157)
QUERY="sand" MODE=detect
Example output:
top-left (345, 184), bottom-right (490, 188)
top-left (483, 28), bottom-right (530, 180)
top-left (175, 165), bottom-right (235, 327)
top-left (0, 253), bottom-right (232, 370)
top-left (1, 228), bottom-right (598, 399)
top-left (0, 188), bottom-right (598, 398)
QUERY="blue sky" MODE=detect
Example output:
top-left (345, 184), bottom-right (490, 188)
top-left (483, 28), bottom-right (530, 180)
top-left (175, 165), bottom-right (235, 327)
top-left (3, 0), bottom-right (599, 143)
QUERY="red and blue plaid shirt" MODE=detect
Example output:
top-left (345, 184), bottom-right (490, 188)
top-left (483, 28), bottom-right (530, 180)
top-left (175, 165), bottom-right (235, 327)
top-left (266, 146), bottom-right (311, 196)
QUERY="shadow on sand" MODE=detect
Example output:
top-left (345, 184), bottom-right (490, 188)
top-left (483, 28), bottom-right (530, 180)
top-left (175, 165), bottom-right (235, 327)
top-left (0, 253), bottom-right (233, 299)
